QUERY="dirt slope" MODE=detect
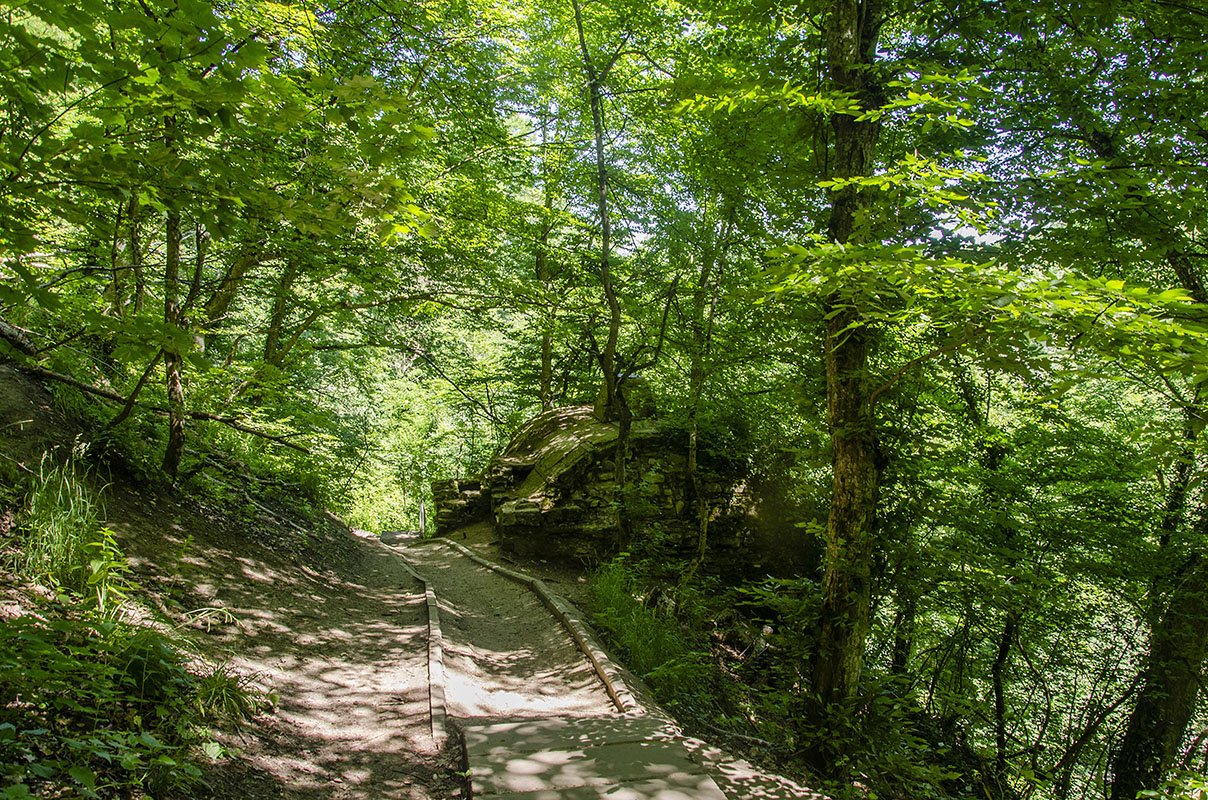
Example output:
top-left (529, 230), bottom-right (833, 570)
top-left (0, 365), bottom-right (462, 799)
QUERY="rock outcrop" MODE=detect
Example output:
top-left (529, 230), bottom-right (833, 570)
top-left (432, 406), bottom-right (820, 575)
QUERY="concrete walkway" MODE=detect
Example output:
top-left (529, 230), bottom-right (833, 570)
top-left (463, 717), bottom-right (726, 799)
top-left (393, 539), bottom-right (730, 799)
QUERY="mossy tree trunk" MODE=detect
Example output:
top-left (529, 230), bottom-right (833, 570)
top-left (808, 0), bottom-right (885, 729)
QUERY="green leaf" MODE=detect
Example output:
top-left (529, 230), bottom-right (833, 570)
top-left (68, 765), bottom-right (97, 789)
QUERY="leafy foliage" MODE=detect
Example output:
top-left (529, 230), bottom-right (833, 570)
top-left (0, 614), bottom-right (264, 798)
top-left (2, 0), bottom-right (1208, 798)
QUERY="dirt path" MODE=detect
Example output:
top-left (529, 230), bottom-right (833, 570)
top-left (398, 539), bottom-right (616, 721)
top-left (104, 491), bottom-right (462, 800)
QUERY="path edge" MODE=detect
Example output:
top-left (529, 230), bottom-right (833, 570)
top-left (391, 553), bottom-right (448, 747)
top-left (436, 538), bottom-right (640, 715)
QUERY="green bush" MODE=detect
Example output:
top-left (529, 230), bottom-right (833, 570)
top-left (587, 559), bottom-right (712, 711)
top-left (0, 614), bottom-right (265, 798)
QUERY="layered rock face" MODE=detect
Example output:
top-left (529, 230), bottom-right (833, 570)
top-left (431, 478), bottom-right (490, 533)
top-left (432, 406), bottom-right (819, 575)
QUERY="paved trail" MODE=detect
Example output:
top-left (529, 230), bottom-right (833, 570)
top-left (400, 540), bottom-right (614, 720)
top-left (397, 539), bottom-right (735, 800)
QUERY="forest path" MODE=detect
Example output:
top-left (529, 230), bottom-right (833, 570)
top-left (394, 538), bottom-right (735, 799)
top-left (118, 513), bottom-right (462, 800)
top-left (398, 539), bottom-right (616, 720)
top-left (390, 535), bottom-right (830, 800)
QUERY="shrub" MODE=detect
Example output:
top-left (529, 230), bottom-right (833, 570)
top-left (0, 614), bottom-right (266, 797)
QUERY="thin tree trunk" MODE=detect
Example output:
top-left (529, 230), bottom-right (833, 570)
top-left (571, 0), bottom-right (632, 548)
top-left (202, 226), bottom-right (261, 333)
top-left (571, 0), bottom-right (621, 423)
top-left (536, 105), bottom-right (557, 410)
top-left (109, 350), bottom-right (163, 428)
top-left (890, 590), bottom-right (916, 677)
top-left (682, 204), bottom-right (732, 584)
top-left (128, 196), bottom-right (146, 313)
top-left (108, 199), bottom-right (126, 317)
top-left (162, 206), bottom-right (186, 478)
top-left (992, 612), bottom-right (1019, 796)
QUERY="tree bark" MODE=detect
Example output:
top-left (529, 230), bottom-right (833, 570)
top-left (809, 0), bottom-right (885, 724)
top-left (107, 199), bottom-right (127, 317)
top-left (162, 206), bottom-right (186, 478)
top-left (202, 224), bottom-right (262, 342)
top-left (992, 612), bottom-right (1020, 797)
top-left (682, 204), bottom-right (731, 583)
top-left (128, 196), bottom-right (146, 313)
top-left (264, 259), bottom-right (300, 366)
top-left (571, 0), bottom-right (621, 423)
top-left (0, 316), bottom-right (39, 356)
top-left (1111, 547), bottom-right (1208, 800)
top-left (537, 104), bottom-right (556, 411)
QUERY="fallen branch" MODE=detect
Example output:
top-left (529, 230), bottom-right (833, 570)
top-left (0, 317), bottom-right (38, 357)
top-left (16, 362), bottom-right (311, 453)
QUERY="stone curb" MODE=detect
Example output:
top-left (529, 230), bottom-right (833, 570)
top-left (435, 538), bottom-right (641, 716)
top-left (389, 552), bottom-right (448, 747)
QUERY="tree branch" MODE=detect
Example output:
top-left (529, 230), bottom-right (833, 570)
top-left (15, 361), bottom-right (310, 453)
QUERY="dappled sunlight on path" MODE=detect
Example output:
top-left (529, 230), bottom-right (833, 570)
top-left (401, 540), bottom-right (617, 721)
top-left (109, 502), bottom-right (450, 799)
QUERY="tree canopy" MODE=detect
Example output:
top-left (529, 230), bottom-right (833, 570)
top-left (3, 1), bottom-right (1207, 798)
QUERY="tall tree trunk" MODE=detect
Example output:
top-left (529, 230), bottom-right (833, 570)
top-left (571, 0), bottom-right (632, 546)
top-left (108, 199), bottom-right (126, 317)
top-left (682, 204), bottom-right (732, 585)
top-left (1081, 114), bottom-right (1208, 794)
top-left (812, 313), bottom-right (879, 710)
top-left (128, 196), bottom-right (146, 313)
top-left (992, 611), bottom-right (1020, 798)
top-left (536, 109), bottom-right (556, 411)
top-left (162, 207), bottom-right (186, 478)
top-left (571, 0), bottom-right (621, 423)
top-left (890, 589), bottom-right (916, 677)
top-left (1111, 546), bottom-right (1208, 800)
top-left (809, 0), bottom-right (885, 725)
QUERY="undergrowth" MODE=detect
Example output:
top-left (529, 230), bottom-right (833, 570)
top-left (587, 559), bottom-right (1026, 800)
top-left (0, 614), bottom-right (264, 798)
top-left (586, 557), bottom-right (718, 714)
top-left (18, 455), bottom-right (105, 594)
top-left (1, 452), bottom-right (267, 797)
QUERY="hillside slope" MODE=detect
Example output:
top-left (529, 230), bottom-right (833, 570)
top-left (0, 365), bottom-right (461, 799)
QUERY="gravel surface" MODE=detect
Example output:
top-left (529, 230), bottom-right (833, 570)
top-left (400, 540), bottom-right (617, 721)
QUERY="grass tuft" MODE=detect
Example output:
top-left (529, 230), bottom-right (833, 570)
top-left (18, 455), bottom-right (101, 592)
top-left (587, 558), bottom-right (711, 710)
